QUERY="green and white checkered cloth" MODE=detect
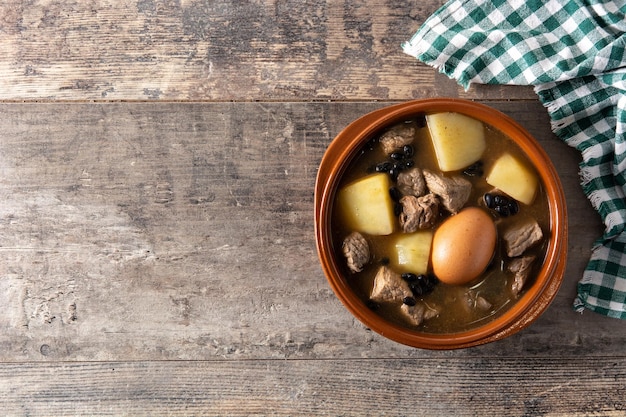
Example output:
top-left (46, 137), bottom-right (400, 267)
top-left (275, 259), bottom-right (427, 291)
top-left (403, 0), bottom-right (626, 318)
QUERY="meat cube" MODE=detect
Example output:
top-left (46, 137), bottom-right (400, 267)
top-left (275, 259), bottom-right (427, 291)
top-left (399, 193), bottom-right (439, 232)
top-left (342, 231), bottom-right (370, 273)
top-left (379, 124), bottom-right (416, 155)
top-left (502, 219), bottom-right (543, 257)
top-left (400, 301), bottom-right (440, 326)
top-left (397, 167), bottom-right (426, 197)
top-left (370, 266), bottom-right (412, 304)
top-left (423, 169), bottom-right (471, 214)
top-left (509, 255), bottom-right (536, 295)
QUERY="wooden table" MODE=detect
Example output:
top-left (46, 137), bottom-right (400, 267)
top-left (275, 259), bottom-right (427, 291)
top-left (0, 1), bottom-right (623, 415)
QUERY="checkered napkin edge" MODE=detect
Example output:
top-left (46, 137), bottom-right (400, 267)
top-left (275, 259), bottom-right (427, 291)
top-left (402, 0), bottom-right (626, 318)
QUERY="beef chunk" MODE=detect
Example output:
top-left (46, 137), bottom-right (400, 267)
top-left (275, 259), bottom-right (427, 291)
top-left (399, 193), bottom-right (439, 232)
top-left (370, 266), bottom-right (412, 304)
top-left (400, 302), bottom-right (440, 326)
top-left (423, 169), bottom-right (472, 214)
top-left (379, 124), bottom-right (416, 155)
top-left (397, 167), bottom-right (426, 197)
top-left (503, 219), bottom-right (543, 257)
top-left (342, 232), bottom-right (370, 273)
top-left (509, 255), bottom-right (536, 295)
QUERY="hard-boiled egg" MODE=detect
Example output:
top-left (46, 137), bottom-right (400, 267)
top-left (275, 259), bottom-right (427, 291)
top-left (431, 207), bottom-right (496, 285)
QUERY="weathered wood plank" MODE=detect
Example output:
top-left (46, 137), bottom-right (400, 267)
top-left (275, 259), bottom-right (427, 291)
top-left (0, 101), bottom-right (614, 362)
top-left (0, 1), bottom-right (621, 414)
top-left (0, 0), bottom-right (536, 101)
top-left (1, 358), bottom-right (625, 416)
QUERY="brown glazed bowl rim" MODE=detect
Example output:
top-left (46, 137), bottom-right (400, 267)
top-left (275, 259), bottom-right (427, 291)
top-left (314, 98), bottom-right (568, 350)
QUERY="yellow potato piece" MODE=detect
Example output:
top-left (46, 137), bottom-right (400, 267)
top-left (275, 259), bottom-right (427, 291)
top-left (426, 112), bottom-right (486, 172)
top-left (392, 231), bottom-right (433, 275)
top-left (336, 173), bottom-right (396, 235)
top-left (486, 153), bottom-right (538, 205)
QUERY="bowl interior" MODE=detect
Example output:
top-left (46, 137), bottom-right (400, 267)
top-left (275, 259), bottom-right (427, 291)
top-left (314, 98), bottom-right (567, 349)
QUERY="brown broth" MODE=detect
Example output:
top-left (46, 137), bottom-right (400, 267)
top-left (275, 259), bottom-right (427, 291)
top-left (331, 115), bottom-right (550, 334)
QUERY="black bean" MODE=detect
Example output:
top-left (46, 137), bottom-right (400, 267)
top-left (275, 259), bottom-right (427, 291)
top-left (403, 296), bottom-right (417, 307)
top-left (426, 274), bottom-right (439, 287)
top-left (463, 161), bottom-right (484, 177)
top-left (485, 192), bottom-right (521, 217)
top-left (376, 162), bottom-right (393, 172)
top-left (389, 167), bottom-right (400, 181)
top-left (401, 273), bottom-right (418, 282)
top-left (466, 169), bottom-right (483, 177)
top-left (410, 274), bottom-right (436, 294)
top-left (390, 152), bottom-right (404, 161)
top-left (494, 204), bottom-right (510, 217)
top-left (404, 160), bottom-right (415, 168)
top-left (403, 145), bottom-right (414, 158)
top-left (484, 193), bottom-right (495, 208)
top-left (409, 282), bottom-right (424, 296)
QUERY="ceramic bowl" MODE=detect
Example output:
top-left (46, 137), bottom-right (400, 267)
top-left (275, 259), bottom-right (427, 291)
top-left (314, 98), bottom-right (568, 349)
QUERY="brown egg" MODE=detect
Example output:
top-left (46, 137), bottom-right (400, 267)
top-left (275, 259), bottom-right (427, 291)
top-left (431, 207), bottom-right (496, 285)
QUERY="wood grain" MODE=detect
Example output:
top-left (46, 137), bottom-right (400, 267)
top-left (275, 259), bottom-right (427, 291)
top-left (0, 101), bottom-right (615, 363)
top-left (0, 1), bottom-right (623, 415)
top-left (0, 0), bottom-right (536, 102)
top-left (1, 358), bottom-right (625, 416)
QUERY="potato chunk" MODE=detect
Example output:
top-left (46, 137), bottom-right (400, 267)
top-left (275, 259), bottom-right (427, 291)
top-left (392, 231), bottom-right (433, 275)
top-left (336, 173), bottom-right (396, 235)
top-left (426, 112), bottom-right (486, 172)
top-left (486, 153), bottom-right (538, 205)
